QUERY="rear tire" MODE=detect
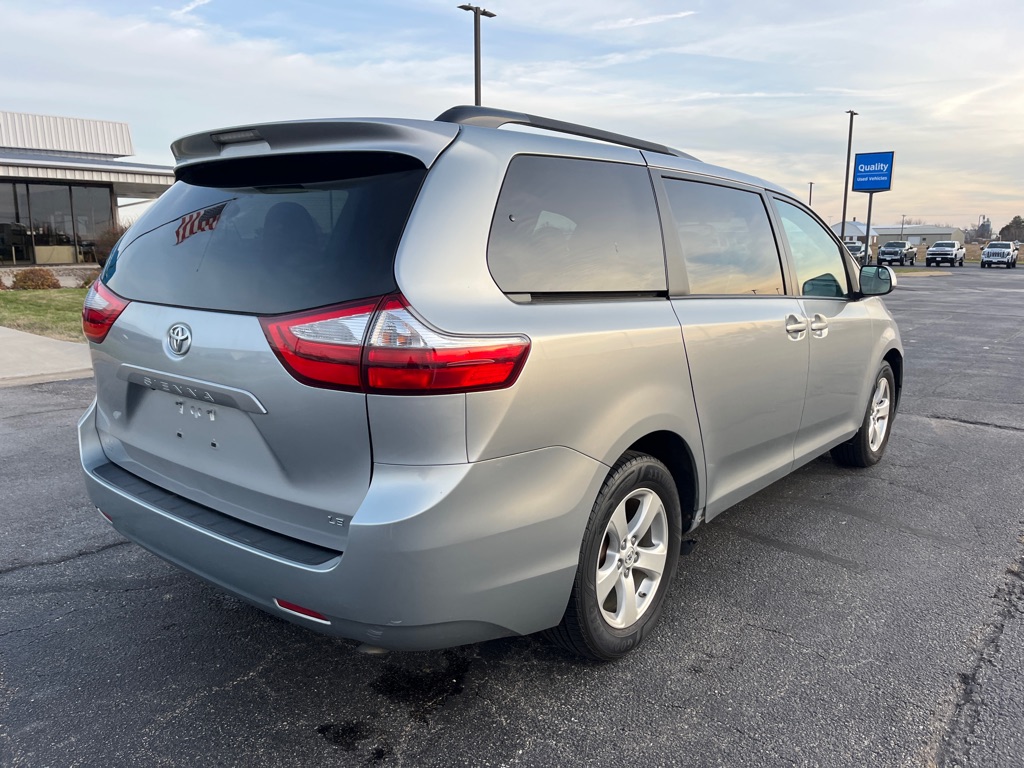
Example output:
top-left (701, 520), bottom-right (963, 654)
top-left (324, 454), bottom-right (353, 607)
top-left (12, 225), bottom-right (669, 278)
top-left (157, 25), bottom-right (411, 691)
top-left (832, 362), bottom-right (896, 468)
top-left (547, 451), bottom-right (682, 661)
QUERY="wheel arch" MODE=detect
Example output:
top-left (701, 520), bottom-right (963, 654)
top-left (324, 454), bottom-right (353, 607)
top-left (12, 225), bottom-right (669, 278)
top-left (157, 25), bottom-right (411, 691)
top-left (625, 430), bottom-right (700, 532)
top-left (883, 348), bottom-right (903, 412)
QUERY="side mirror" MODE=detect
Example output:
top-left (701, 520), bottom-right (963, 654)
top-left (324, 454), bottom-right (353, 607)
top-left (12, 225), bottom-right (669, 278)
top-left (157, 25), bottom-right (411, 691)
top-left (859, 264), bottom-right (896, 296)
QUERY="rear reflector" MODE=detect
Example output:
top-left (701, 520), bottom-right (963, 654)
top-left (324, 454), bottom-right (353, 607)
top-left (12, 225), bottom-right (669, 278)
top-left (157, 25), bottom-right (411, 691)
top-left (82, 281), bottom-right (130, 343)
top-left (274, 598), bottom-right (331, 624)
top-left (261, 293), bottom-right (530, 394)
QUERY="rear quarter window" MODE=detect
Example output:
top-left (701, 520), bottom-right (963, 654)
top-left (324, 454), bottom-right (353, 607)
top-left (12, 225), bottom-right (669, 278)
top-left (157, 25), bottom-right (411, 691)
top-left (487, 155), bottom-right (666, 295)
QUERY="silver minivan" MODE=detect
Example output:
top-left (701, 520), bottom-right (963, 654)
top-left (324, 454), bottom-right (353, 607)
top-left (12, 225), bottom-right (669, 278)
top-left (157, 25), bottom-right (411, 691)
top-left (79, 106), bottom-right (903, 660)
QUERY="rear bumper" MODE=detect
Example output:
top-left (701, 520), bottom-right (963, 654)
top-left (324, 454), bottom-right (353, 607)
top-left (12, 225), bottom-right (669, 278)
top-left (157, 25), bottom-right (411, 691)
top-left (79, 400), bottom-right (606, 650)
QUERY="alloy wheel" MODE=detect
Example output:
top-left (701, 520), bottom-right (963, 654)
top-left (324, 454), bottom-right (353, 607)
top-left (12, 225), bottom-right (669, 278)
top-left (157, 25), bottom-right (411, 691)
top-left (595, 488), bottom-right (669, 629)
top-left (868, 377), bottom-right (891, 452)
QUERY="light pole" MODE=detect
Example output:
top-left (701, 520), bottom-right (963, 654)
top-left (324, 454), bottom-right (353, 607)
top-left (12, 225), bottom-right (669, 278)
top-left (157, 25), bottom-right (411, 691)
top-left (458, 4), bottom-right (496, 107)
top-left (808, 182), bottom-right (814, 206)
top-left (839, 109), bottom-right (858, 242)
top-left (900, 214), bottom-right (906, 238)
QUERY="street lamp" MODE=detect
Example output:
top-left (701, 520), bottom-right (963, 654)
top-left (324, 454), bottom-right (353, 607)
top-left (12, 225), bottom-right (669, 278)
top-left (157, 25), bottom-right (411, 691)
top-left (808, 182), bottom-right (814, 207)
top-left (839, 109), bottom-right (858, 242)
top-left (900, 214), bottom-right (906, 238)
top-left (458, 4), bottom-right (496, 107)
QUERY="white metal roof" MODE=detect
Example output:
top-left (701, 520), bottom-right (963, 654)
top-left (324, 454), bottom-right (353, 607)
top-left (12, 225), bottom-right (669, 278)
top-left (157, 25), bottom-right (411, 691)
top-left (0, 111), bottom-right (134, 158)
top-left (0, 112), bottom-right (172, 198)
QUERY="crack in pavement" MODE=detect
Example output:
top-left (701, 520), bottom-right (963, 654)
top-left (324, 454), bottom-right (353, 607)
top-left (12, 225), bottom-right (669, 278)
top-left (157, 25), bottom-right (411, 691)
top-left (922, 415), bottom-right (1024, 434)
top-left (717, 522), bottom-right (869, 574)
top-left (0, 540), bottom-right (130, 576)
top-left (0, 405), bottom-right (90, 421)
top-left (934, 536), bottom-right (1024, 767)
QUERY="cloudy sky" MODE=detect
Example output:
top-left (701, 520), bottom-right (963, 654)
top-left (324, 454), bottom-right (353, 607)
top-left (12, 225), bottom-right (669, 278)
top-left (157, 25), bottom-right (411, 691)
top-left (2, 0), bottom-right (1021, 232)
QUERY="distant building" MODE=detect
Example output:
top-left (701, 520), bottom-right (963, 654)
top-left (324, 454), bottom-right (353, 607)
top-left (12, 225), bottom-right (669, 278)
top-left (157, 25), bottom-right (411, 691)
top-left (1, 111), bottom-right (173, 266)
top-left (873, 225), bottom-right (966, 246)
top-left (830, 220), bottom-right (879, 246)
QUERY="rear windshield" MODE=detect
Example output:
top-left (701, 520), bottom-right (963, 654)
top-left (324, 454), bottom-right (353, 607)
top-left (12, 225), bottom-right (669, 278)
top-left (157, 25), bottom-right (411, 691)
top-left (103, 153), bottom-right (426, 315)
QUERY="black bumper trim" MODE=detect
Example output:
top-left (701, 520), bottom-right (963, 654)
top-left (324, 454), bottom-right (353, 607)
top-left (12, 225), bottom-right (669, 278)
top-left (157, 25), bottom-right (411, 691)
top-left (93, 462), bottom-right (341, 567)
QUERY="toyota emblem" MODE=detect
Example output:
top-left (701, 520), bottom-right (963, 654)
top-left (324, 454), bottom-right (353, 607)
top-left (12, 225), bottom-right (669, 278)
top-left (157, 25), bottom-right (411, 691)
top-left (167, 323), bottom-right (192, 356)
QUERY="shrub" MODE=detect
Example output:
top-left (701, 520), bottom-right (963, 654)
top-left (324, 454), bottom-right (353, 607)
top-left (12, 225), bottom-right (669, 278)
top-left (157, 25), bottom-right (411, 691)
top-left (79, 269), bottom-right (102, 289)
top-left (11, 267), bottom-right (61, 290)
top-left (93, 223), bottom-right (130, 266)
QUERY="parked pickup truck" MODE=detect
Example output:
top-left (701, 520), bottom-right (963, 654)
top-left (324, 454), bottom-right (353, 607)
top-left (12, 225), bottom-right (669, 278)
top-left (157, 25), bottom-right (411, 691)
top-left (925, 241), bottom-right (965, 267)
top-left (878, 241), bottom-right (917, 266)
top-left (981, 241), bottom-right (1018, 269)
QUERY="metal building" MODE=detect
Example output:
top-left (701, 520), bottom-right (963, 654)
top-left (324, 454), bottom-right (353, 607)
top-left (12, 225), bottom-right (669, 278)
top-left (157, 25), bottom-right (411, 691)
top-left (872, 225), bottom-right (966, 247)
top-left (0, 111), bottom-right (173, 266)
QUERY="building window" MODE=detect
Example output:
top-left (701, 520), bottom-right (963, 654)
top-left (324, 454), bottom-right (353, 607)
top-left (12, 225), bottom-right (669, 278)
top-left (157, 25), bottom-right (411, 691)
top-left (0, 183), bottom-right (32, 265)
top-left (0, 182), bottom-right (114, 265)
top-left (71, 186), bottom-right (114, 262)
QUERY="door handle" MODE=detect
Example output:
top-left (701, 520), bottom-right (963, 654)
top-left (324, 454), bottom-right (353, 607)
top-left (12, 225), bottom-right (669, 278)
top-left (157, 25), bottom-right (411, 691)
top-left (785, 314), bottom-right (807, 339)
top-left (810, 314), bottom-right (829, 338)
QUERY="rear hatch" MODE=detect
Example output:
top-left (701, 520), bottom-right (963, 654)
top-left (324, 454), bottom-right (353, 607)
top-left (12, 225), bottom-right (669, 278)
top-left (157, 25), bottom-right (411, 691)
top-left (87, 142), bottom-right (445, 550)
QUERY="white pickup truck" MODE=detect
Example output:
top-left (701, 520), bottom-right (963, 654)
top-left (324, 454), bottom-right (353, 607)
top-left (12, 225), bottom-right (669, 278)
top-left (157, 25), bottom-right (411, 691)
top-left (925, 240), bottom-right (965, 267)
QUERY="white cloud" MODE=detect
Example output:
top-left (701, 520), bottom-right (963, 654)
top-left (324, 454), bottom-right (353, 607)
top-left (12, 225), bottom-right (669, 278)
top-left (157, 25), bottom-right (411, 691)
top-left (169, 0), bottom-right (213, 22)
top-left (594, 11), bottom-right (696, 30)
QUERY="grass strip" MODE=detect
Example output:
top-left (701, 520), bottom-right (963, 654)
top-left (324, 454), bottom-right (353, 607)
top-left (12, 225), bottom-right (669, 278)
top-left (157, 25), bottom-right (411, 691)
top-left (0, 288), bottom-right (88, 342)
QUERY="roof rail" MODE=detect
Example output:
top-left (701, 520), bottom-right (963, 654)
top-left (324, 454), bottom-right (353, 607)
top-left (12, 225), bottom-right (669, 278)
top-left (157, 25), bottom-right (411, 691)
top-left (435, 105), bottom-right (697, 160)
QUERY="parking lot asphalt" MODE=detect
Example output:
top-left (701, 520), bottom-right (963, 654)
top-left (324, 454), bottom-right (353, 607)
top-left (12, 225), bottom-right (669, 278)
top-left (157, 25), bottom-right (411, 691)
top-left (2, 267), bottom-right (1023, 767)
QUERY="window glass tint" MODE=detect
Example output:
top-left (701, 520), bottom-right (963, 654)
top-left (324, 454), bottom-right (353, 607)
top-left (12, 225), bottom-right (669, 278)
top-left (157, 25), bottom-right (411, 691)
top-left (103, 155), bottom-right (425, 315)
top-left (488, 156), bottom-right (665, 294)
top-left (27, 184), bottom-right (74, 261)
top-left (71, 186), bottom-right (114, 261)
top-left (663, 179), bottom-right (783, 296)
top-left (775, 200), bottom-right (849, 298)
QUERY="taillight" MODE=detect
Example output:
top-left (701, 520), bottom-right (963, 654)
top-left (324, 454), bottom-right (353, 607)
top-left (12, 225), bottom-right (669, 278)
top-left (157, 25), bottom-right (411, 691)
top-left (260, 298), bottom-right (381, 391)
top-left (82, 281), bottom-right (130, 343)
top-left (363, 296), bottom-right (530, 394)
top-left (260, 294), bottom-right (531, 394)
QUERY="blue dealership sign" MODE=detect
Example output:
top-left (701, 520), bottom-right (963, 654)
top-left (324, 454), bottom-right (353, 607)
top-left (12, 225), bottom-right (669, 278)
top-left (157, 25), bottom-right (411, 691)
top-left (852, 151), bottom-right (894, 192)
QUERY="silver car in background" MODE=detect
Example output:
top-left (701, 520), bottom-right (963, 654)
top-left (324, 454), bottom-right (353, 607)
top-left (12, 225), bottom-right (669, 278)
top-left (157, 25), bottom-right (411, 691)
top-left (845, 241), bottom-right (869, 265)
top-left (79, 106), bottom-right (903, 660)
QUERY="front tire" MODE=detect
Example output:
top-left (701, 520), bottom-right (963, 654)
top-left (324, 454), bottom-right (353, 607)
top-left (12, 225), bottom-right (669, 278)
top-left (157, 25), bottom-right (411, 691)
top-left (832, 362), bottom-right (896, 468)
top-left (548, 452), bottom-right (682, 661)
